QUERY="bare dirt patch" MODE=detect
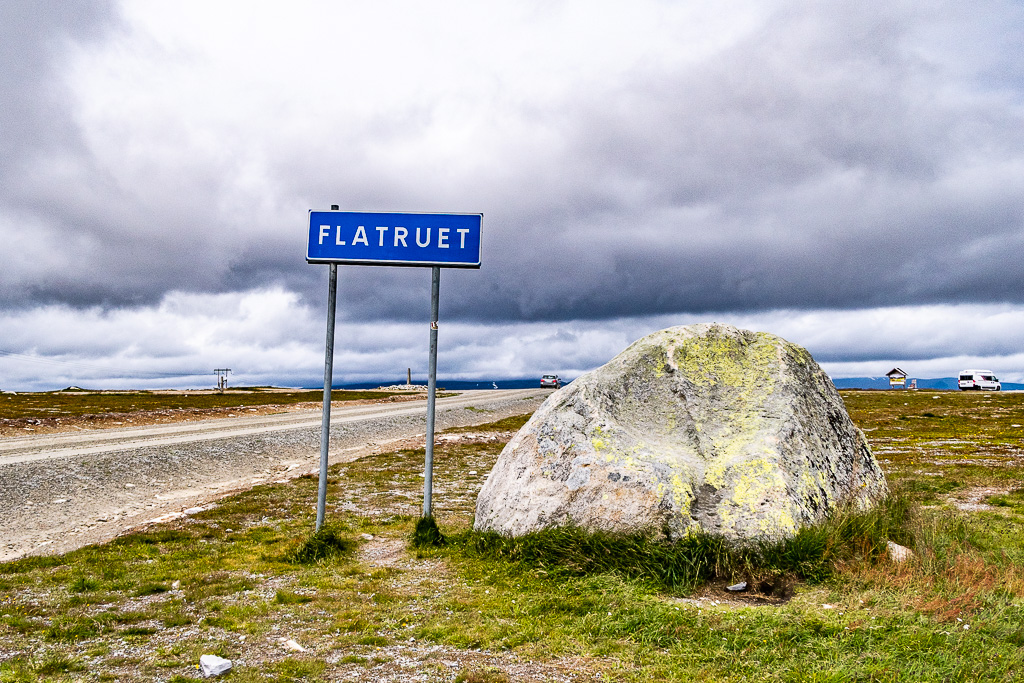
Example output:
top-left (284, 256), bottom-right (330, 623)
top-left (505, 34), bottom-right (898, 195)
top-left (948, 485), bottom-right (1011, 512)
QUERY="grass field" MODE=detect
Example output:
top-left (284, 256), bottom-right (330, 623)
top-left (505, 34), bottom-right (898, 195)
top-left (0, 388), bottom-right (414, 421)
top-left (1, 390), bottom-right (1023, 681)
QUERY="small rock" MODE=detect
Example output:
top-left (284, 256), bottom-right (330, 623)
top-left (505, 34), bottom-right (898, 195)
top-left (124, 483), bottom-right (135, 488)
top-left (284, 639), bottom-right (306, 652)
top-left (726, 582), bottom-right (748, 592)
top-left (183, 507), bottom-right (206, 515)
top-left (199, 654), bottom-right (232, 677)
top-left (171, 580), bottom-right (181, 590)
top-left (360, 533), bottom-right (374, 541)
top-left (887, 540), bottom-right (914, 563)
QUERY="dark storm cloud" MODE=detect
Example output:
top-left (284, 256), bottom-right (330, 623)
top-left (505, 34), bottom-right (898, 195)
top-left (0, 1), bottom-right (116, 161)
top-left (0, 1), bottom-right (305, 310)
top-left (458, 3), bottom-right (1024, 322)
top-left (246, 1), bottom-right (1024, 325)
top-left (0, 0), bottom-right (200, 309)
top-left (2, 1), bottom-right (1024, 327)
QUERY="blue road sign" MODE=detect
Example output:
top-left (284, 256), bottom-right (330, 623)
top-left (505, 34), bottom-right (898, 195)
top-left (307, 210), bottom-right (482, 268)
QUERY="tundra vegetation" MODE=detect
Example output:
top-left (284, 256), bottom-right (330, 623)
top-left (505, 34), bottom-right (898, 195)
top-left (0, 387), bottom-right (427, 436)
top-left (1, 392), bottom-right (1024, 681)
top-left (0, 388), bottom-right (414, 421)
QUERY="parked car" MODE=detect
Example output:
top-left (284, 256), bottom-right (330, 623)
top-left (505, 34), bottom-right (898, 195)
top-left (958, 369), bottom-right (1001, 391)
top-left (540, 374), bottom-right (561, 389)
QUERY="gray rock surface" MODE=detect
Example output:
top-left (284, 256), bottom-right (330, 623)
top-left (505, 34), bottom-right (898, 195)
top-left (475, 323), bottom-right (887, 542)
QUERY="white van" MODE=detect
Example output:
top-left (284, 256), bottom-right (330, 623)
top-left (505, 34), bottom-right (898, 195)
top-left (958, 369), bottom-right (1001, 391)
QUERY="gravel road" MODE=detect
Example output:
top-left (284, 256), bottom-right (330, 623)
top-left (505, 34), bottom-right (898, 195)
top-left (0, 389), bottom-right (546, 562)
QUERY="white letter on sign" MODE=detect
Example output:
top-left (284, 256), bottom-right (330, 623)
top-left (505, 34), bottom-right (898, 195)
top-left (438, 228), bottom-right (449, 248)
top-left (457, 228), bottom-right (469, 248)
top-left (415, 227), bottom-right (431, 247)
top-left (353, 225), bottom-right (369, 246)
top-left (376, 226), bottom-right (388, 246)
top-left (394, 227), bottom-right (408, 247)
top-left (335, 226), bottom-right (345, 245)
top-left (319, 225), bottom-right (330, 245)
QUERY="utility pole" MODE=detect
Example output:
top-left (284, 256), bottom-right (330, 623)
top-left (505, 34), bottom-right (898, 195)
top-left (214, 368), bottom-right (231, 392)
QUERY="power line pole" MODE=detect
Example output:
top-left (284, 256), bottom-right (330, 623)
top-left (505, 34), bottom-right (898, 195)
top-left (214, 368), bottom-right (231, 392)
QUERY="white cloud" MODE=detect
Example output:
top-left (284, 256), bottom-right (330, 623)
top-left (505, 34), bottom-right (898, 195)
top-left (0, 288), bottom-right (321, 390)
top-left (3, 291), bottom-right (1024, 391)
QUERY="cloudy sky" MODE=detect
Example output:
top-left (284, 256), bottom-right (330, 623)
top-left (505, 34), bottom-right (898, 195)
top-left (2, 0), bottom-right (1024, 391)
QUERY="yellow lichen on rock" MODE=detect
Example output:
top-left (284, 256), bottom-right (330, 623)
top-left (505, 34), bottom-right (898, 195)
top-left (727, 457), bottom-right (786, 509)
top-left (670, 473), bottom-right (692, 511)
top-left (672, 328), bottom-right (779, 392)
top-left (653, 350), bottom-right (668, 378)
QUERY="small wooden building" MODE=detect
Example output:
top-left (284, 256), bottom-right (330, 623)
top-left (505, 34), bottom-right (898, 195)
top-left (886, 367), bottom-right (908, 389)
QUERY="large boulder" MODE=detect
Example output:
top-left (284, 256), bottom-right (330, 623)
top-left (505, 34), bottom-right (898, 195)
top-left (474, 323), bottom-right (887, 542)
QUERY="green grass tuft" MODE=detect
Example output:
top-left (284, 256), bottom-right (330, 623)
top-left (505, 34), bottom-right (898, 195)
top-left (461, 526), bottom-right (723, 593)
top-left (35, 653), bottom-right (86, 676)
top-left (445, 413), bottom-right (532, 433)
top-left (459, 491), bottom-right (915, 593)
top-left (274, 589), bottom-right (314, 604)
top-left (412, 515), bottom-right (447, 547)
top-left (68, 575), bottom-right (100, 593)
top-left (44, 616), bottom-right (102, 642)
top-left (133, 582), bottom-right (170, 596)
top-left (455, 668), bottom-right (511, 683)
top-left (285, 526), bottom-right (356, 564)
top-left (0, 554), bottom-right (65, 575)
top-left (987, 488), bottom-right (1024, 508)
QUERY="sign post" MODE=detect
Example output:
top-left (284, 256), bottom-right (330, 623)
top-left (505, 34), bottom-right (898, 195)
top-left (307, 210), bottom-right (482, 530)
top-left (423, 266), bottom-right (440, 516)
top-left (315, 263), bottom-right (338, 531)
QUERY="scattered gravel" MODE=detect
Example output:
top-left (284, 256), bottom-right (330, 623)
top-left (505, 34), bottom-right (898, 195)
top-left (1, 390), bottom-right (546, 562)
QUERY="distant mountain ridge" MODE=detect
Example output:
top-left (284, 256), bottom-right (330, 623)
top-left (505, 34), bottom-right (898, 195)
top-left (831, 377), bottom-right (1024, 391)
top-left (329, 378), bottom-right (553, 391)
top-left (319, 377), bottom-right (1023, 391)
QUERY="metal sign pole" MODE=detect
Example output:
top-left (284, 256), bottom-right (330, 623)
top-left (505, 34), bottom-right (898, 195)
top-left (422, 266), bottom-right (440, 517)
top-left (316, 263), bottom-right (338, 531)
